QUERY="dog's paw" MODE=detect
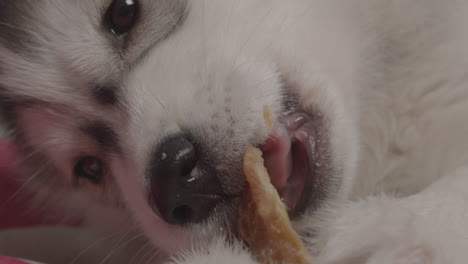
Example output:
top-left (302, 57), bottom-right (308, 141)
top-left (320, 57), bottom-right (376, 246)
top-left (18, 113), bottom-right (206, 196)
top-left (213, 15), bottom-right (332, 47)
top-left (313, 167), bottom-right (468, 264)
top-left (167, 238), bottom-right (258, 264)
top-left (314, 197), bottom-right (444, 264)
top-left (365, 245), bottom-right (434, 264)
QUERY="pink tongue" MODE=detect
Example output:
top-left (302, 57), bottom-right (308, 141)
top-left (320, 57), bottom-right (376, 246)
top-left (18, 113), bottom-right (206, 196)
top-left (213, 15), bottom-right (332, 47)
top-left (260, 123), bottom-right (292, 190)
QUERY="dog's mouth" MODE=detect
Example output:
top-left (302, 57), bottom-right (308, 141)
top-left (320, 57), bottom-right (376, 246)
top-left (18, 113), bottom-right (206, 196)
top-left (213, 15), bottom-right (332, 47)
top-left (258, 103), bottom-right (325, 217)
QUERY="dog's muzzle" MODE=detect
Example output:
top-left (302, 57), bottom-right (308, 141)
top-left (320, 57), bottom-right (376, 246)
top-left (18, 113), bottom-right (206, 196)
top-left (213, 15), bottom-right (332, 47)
top-left (149, 135), bottom-right (227, 225)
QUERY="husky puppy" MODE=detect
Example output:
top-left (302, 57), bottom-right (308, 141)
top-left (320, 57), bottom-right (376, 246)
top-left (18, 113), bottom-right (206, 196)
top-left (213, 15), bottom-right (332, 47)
top-left (1, 0), bottom-right (468, 263)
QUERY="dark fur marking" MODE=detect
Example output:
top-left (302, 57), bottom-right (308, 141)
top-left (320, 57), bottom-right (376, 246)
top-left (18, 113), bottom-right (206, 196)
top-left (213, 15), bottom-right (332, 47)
top-left (93, 85), bottom-right (119, 106)
top-left (0, 1), bottom-right (45, 57)
top-left (81, 122), bottom-right (119, 150)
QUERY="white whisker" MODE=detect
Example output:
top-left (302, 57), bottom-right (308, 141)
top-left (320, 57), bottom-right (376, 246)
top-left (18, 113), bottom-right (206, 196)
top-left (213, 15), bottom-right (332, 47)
top-left (1, 161), bottom-right (50, 207)
top-left (129, 241), bottom-right (151, 264)
top-left (97, 227), bottom-right (143, 264)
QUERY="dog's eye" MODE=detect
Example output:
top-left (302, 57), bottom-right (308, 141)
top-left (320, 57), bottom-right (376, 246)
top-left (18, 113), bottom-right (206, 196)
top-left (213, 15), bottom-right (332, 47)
top-left (74, 157), bottom-right (104, 184)
top-left (106, 0), bottom-right (139, 36)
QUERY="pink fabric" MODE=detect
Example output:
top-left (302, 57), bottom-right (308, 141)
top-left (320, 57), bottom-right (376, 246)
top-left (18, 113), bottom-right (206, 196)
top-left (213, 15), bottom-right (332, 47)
top-left (0, 141), bottom-right (55, 263)
top-left (0, 140), bottom-right (81, 229)
top-left (0, 256), bottom-right (37, 264)
top-left (0, 141), bottom-right (49, 229)
top-left (0, 141), bottom-right (30, 229)
top-left (0, 140), bottom-right (90, 264)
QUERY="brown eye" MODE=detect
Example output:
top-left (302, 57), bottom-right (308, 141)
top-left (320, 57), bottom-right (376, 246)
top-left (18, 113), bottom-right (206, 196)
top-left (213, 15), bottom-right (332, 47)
top-left (106, 0), bottom-right (139, 36)
top-left (74, 156), bottom-right (104, 184)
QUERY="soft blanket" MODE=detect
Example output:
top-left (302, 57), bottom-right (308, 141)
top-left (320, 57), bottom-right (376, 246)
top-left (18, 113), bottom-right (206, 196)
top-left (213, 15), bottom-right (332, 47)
top-left (0, 142), bottom-right (49, 264)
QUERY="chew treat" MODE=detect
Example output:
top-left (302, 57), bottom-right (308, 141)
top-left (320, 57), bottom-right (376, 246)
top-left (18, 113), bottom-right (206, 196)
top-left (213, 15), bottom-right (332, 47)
top-left (263, 105), bottom-right (273, 129)
top-left (239, 146), bottom-right (310, 264)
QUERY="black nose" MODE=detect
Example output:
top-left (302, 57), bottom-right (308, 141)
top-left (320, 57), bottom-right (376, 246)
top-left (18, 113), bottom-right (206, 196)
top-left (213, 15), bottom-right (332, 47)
top-left (149, 135), bottom-right (225, 225)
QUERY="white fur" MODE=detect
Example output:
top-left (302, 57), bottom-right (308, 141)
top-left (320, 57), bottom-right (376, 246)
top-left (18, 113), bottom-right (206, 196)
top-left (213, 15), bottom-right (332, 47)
top-left (2, 0), bottom-right (468, 263)
top-left (162, 1), bottom-right (468, 263)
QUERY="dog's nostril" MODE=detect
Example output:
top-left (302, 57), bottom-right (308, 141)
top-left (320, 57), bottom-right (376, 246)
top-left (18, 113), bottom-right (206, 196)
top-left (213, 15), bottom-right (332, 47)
top-left (172, 205), bottom-right (194, 224)
top-left (150, 135), bottom-right (226, 225)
